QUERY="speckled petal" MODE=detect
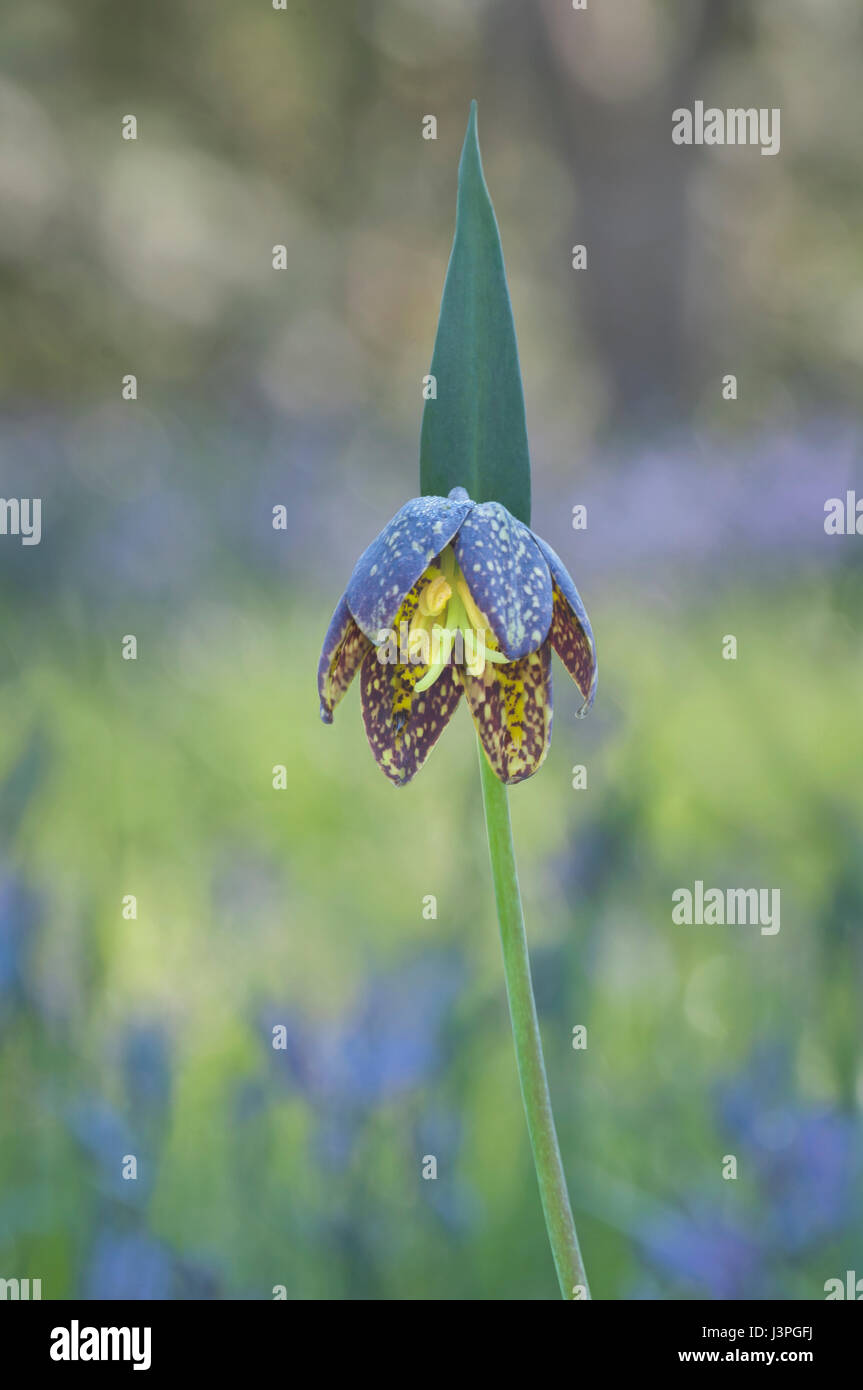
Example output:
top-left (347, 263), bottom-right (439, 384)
top-left (318, 594), bottom-right (373, 723)
top-left (461, 644), bottom-right (553, 785)
top-left (346, 493), bottom-right (475, 641)
top-left (532, 536), bottom-right (597, 711)
top-left (359, 648), bottom-right (462, 786)
top-left (453, 502), bottom-right (552, 660)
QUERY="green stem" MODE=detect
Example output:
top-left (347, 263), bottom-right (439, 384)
top-left (477, 738), bottom-right (590, 1300)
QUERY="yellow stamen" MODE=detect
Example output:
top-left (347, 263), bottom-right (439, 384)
top-left (399, 553), bottom-right (514, 692)
top-left (419, 575), bottom-right (452, 617)
top-left (414, 625), bottom-right (454, 692)
top-left (407, 607), bottom-right (432, 664)
top-left (407, 627), bottom-right (428, 663)
top-left (456, 578), bottom-right (490, 634)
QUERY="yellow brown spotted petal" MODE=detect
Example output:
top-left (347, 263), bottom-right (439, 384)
top-left (461, 644), bottom-right (553, 785)
top-left (532, 535), bottom-right (597, 711)
top-left (392, 574), bottom-right (424, 630)
top-left (359, 648), bottom-right (462, 786)
top-left (318, 595), bottom-right (373, 724)
top-left (547, 581), bottom-right (596, 710)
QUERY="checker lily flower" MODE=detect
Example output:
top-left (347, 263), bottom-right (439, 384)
top-left (318, 486), bottom-right (596, 786)
top-left (317, 103), bottom-right (596, 1300)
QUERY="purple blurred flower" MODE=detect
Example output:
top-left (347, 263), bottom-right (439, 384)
top-left (122, 1023), bottom-right (172, 1121)
top-left (66, 1098), bottom-right (150, 1204)
top-left (263, 950), bottom-right (464, 1170)
top-left (84, 1228), bottom-right (219, 1301)
top-left (0, 874), bottom-right (39, 1007)
top-left (634, 1045), bottom-right (862, 1298)
top-left (267, 951), bottom-right (463, 1108)
top-left (84, 1230), bottom-right (175, 1300)
top-left (715, 1047), bottom-right (860, 1253)
top-left (637, 1204), bottom-right (766, 1300)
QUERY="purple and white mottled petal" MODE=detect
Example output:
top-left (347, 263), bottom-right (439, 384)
top-left (453, 502), bottom-right (553, 659)
top-left (532, 535), bottom-right (597, 711)
top-left (346, 493), bottom-right (475, 640)
top-left (317, 593), bottom-right (373, 723)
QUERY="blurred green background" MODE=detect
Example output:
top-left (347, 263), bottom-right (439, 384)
top-left (1, 0), bottom-right (861, 1299)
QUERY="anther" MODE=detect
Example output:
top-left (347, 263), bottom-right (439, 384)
top-left (419, 575), bottom-right (452, 617)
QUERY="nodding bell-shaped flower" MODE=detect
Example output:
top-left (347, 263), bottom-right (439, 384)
top-left (318, 487), bottom-right (597, 786)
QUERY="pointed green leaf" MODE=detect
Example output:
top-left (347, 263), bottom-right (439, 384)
top-left (420, 101), bottom-right (531, 526)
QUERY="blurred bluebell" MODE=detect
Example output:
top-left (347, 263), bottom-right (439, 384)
top-left (636, 1203), bottom-right (767, 1300)
top-left (634, 1045), bottom-right (862, 1298)
top-left (0, 734), bottom-right (46, 1020)
top-left (0, 871), bottom-right (40, 1012)
top-left (66, 1098), bottom-right (151, 1204)
top-left (264, 950), bottom-right (465, 1170)
top-left (760, 1110), bottom-right (858, 1253)
top-left (83, 1227), bottom-right (220, 1301)
top-left (84, 1229), bottom-right (175, 1300)
top-left (267, 950), bottom-right (464, 1108)
top-left (122, 1023), bottom-right (172, 1123)
top-left (715, 1046), bottom-right (860, 1254)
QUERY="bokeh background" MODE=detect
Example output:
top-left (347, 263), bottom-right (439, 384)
top-left (1, 0), bottom-right (862, 1300)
